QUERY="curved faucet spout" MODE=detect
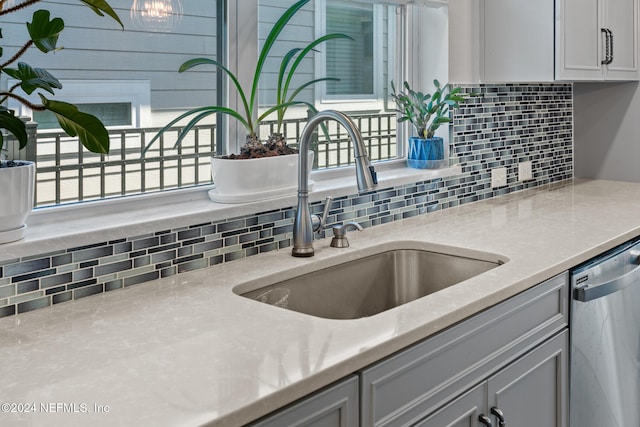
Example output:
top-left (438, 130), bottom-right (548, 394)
top-left (292, 110), bottom-right (378, 257)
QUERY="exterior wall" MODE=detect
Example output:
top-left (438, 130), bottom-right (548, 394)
top-left (258, 1), bottom-right (400, 116)
top-left (0, 83), bottom-right (574, 319)
top-left (258, 0), bottom-right (316, 108)
top-left (3, 1), bottom-right (397, 126)
top-left (2, 0), bottom-right (217, 123)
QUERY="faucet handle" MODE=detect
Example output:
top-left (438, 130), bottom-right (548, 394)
top-left (368, 165), bottom-right (378, 185)
top-left (312, 196), bottom-right (333, 232)
top-left (330, 221), bottom-right (363, 248)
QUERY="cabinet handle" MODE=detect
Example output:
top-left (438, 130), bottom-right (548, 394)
top-left (601, 28), bottom-right (611, 64)
top-left (608, 29), bottom-right (614, 64)
top-left (491, 407), bottom-right (506, 427)
top-left (479, 414), bottom-right (493, 427)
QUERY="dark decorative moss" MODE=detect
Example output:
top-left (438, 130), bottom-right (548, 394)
top-left (0, 160), bottom-right (30, 168)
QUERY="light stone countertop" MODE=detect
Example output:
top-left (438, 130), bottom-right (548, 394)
top-left (1, 179), bottom-right (640, 426)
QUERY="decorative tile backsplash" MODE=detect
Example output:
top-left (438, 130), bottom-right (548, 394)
top-left (0, 83), bottom-right (573, 318)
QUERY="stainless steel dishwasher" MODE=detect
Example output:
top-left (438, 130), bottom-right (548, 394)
top-left (570, 238), bottom-right (640, 427)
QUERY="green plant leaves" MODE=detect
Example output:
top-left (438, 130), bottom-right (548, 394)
top-left (79, 0), bottom-right (124, 28)
top-left (142, 106), bottom-right (251, 155)
top-left (275, 33), bottom-right (351, 130)
top-left (179, 57), bottom-right (253, 135)
top-left (0, 0), bottom-right (122, 158)
top-left (3, 62), bottom-right (62, 95)
top-left (391, 80), bottom-right (472, 139)
top-left (0, 108), bottom-right (27, 149)
top-left (164, 0), bottom-right (346, 146)
top-left (27, 10), bottom-right (64, 53)
top-left (252, 0), bottom-right (310, 112)
top-left (40, 95), bottom-right (110, 154)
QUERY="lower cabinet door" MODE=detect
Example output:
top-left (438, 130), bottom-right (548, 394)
top-left (359, 273), bottom-right (567, 427)
top-left (415, 330), bottom-right (568, 427)
top-left (250, 375), bottom-right (359, 427)
top-left (487, 330), bottom-right (568, 427)
top-left (413, 383), bottom-right (487, 427)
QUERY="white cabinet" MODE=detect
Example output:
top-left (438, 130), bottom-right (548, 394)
top-left (450, 0), bottom-right (639, 83)
top-left (450, 0), bottom-right (555, 83)
top-left (556, 0), bottom-right (639, 80)
top-left (482, 0), bottom-right (555, 83)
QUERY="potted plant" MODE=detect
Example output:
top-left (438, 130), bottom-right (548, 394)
top-left (391, 79), bottom-right (471, 169)
top-left (0, 0), bottom-right (122, 243)
top-left (145, 0), bottom-right (350, 202)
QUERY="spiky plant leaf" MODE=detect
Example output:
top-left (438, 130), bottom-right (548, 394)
top-left (79, 0), bottom-right (124, 28)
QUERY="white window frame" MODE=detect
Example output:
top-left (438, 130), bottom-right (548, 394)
top-left (314, 0), bottom-right (387, 111)
top-left (28, 0), bottom-right (432, 224)
top-left (7, 80), bottom-right (152, 130)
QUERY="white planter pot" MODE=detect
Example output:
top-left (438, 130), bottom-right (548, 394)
top-left (208, 151), bottom-right (314, 203)
top-left (0, 161), bottom-right (35, 244)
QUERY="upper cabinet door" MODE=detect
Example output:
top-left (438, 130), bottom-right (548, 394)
top-left (483, 0), bottom-right (555, 83)
top-left (604, 0), bottom-right (639, 79)
top-left (449, 0), bottom-right (555, 83)
top-left (556, 0), bottom-right (602, 80)
top-left (556, 0), bottom-right (639, 80)
top-left (451, 0), bottom-right (638, 83)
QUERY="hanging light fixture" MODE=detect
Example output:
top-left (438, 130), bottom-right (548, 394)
top-left (0, 0), bottom-right (19, 12)
top-left (130, 0), bottom-right (183, 32)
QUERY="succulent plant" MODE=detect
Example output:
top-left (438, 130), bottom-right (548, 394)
top-left (391, 79), bottom-right (471, 139)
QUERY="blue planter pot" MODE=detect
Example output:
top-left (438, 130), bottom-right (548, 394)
top-left (407, 137), bottom-right (447, 169)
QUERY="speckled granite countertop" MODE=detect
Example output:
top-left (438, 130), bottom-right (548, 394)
top-left (2, 179), bottom-right (640, 427)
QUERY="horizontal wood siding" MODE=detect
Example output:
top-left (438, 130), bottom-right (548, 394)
top-left (258, 0), bottom-right (316, 108)
top-left (2, 0), bottom-right (218, 111)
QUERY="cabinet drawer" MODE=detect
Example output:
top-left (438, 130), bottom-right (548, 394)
top-left (360, 273), bottom-right (568, 427)
top-left (249, 375), bottom-right (359, 427)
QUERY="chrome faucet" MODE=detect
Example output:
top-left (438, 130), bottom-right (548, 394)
top-left (292, 110), bottom-right (378, 257)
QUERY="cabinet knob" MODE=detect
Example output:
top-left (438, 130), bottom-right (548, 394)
top-left (491, 407), bottom-right (506, 427)
top-left (479, 414), bottom-right (493, 427)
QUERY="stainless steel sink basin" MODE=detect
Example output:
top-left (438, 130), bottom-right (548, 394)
top-left (235, 248), bottom-right (505, 319)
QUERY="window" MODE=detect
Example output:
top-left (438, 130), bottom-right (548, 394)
top-left (325, 1), bottom-right (376, 96)
top-left (34, 103), bottom-right (133, 129)
top-left (1, 0), bottom-right (439, 208)
top-left (2, 0), bottom-right (221, 206)
top-left (316, 0), bottom-right (397, 109)
top-left (8, 80), bottom-right (151, 129)
top-left (257, 0), bottom-right (403, 170)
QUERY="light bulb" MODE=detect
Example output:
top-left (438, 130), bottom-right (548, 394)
top-left (1, 0), bottom-right (19, 11)
top-left (130, 0), bottom-right (183, 32)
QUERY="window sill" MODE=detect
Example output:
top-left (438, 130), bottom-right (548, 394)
top-left (2, 162), bottom-right (461, 262)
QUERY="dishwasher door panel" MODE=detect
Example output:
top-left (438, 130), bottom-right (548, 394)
top-left (570, 265), bottom-right (640, 427)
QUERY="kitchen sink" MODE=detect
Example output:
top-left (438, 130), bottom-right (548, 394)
top-left (235, 247), bottom-right (506, 319)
